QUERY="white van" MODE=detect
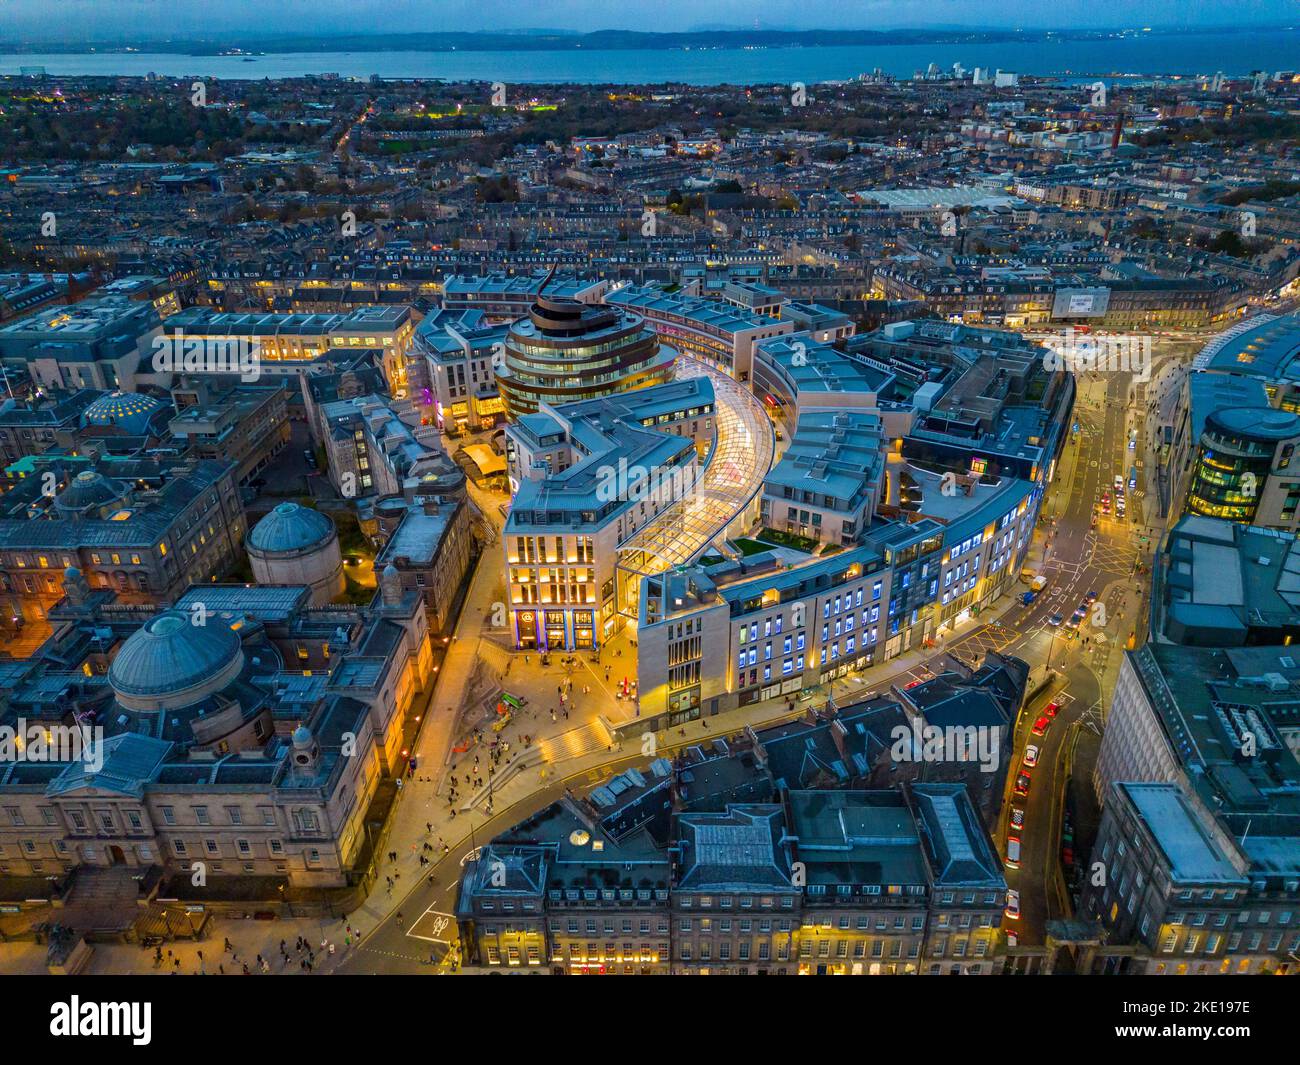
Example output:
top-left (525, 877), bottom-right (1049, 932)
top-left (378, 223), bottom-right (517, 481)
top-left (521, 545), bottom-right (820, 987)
top-left (1005, 837), bottom-right (1021, 869)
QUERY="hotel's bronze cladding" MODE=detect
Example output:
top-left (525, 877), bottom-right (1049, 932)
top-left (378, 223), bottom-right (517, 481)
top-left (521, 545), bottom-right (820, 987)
top-left (498, 280), bottom-right (675, 419)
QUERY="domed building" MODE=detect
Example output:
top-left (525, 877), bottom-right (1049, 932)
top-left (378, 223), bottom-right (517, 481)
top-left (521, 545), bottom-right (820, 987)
top-left (246, 502), bottom-right (345, 606)
top-left (2, 578), bottom-right (434, 889)
top-left (108, 610), bottom-right (247, 713)
top-left (82, 390), bottom-right (165, 436)
top-left (52, 469), bottom-right (130, 519)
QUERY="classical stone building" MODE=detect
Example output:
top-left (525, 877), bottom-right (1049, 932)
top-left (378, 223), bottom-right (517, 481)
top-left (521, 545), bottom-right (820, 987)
top-left (456, 732), bottom-right (1008, 975)
top-left (0, 456), bottom-right (245, 628)
top-left (0, 568), bottom-right (432, 890)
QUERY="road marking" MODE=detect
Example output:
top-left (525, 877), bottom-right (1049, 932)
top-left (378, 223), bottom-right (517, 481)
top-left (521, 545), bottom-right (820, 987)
top-left (408, 907), bottom-right (457, 944)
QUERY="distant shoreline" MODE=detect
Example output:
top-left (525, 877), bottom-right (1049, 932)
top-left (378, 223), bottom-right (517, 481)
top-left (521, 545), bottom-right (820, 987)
top-left (2, 24), bottom-right (1296, 57)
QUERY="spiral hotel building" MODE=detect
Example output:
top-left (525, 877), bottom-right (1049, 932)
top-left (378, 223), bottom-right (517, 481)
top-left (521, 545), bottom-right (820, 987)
top-left (496, 288), bottom-right (676, 421)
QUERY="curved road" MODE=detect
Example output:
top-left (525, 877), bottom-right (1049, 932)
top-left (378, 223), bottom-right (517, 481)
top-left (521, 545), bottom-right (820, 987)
top-left (338, 350), bottom-right (1191, 972)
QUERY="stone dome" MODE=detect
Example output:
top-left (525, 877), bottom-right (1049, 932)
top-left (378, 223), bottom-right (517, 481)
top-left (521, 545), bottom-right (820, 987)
top-left (109, 610), bottom-right (245, 707)
top-left (83, 391), bottom-right (164, 435)
top-left (248, 502), bottom-right (336, 556)
top-left (54, 469), bottom-right (127, 516)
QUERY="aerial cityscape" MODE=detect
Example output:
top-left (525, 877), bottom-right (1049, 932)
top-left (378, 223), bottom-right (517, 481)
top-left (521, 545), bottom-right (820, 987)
top-left (1, 1), bottom-right (1299, 1014)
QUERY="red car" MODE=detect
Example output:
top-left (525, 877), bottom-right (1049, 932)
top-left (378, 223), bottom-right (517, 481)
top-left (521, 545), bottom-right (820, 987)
top-left (1014, 772), bottom-right (1032, 797)
top-left (1045, 701), bottom-right (1061, 718)
top-left (1031, 715), bottom-right (1050, 736)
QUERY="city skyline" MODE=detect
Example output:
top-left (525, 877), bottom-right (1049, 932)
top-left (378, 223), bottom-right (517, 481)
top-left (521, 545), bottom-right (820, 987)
top-left (0, 3), bottom-right (1297, 1015)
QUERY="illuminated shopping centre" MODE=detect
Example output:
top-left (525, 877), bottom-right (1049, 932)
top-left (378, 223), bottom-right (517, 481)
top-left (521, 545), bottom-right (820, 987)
top-left (501, 310), bottom-right (1073, 731)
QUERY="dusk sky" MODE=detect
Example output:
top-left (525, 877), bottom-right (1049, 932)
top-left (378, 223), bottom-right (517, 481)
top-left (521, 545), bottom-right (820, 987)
top-left (1, 0), bottom-right (1294, 41)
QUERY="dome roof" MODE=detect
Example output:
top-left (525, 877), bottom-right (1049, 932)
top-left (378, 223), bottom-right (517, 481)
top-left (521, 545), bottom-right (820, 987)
top-left (247, 502), bottom-right (335, 555)
top-left (83, 391), bottom-right (164, 435)
top-left (54, 469), bottom-right (126, 515)
top-left (109, 611), bottom-right (243, 700)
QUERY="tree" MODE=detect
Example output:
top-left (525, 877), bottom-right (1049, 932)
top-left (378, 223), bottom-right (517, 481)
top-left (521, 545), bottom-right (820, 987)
top-left (1207, 229), bottom-right (1247, 258)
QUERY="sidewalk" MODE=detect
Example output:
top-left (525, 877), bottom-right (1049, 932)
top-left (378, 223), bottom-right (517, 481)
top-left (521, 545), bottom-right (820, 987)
top-left (0, 909), bottom-right (364, 976)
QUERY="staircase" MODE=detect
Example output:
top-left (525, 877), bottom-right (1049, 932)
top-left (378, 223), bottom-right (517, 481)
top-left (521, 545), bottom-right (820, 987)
top-left (62, 865), bottom-right (144, 936)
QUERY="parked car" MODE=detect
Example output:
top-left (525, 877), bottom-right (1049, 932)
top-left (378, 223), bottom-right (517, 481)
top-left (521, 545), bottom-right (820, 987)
top-left (1023, 745), bottom-right (1040, 769)
top-left (1010, 808), bottom-right (1026, 831)
top-left (1031, 715), bottom-right (1050, 737)
top-left (1045, 701), bottom-right (1061, 718)
top-left (1014, 773), bottom-right (1032, 797)
top-left (1005, 837), bottom-right (1022, 869)
top-left (1004, 889), bottom-right (1021, 920)
top-left (1048, 613), bottom-right (1064, 627)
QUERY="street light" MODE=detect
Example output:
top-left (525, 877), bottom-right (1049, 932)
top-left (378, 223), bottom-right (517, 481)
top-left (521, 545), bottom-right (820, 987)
top-left (1045, 626), bottom-right (1062, 673)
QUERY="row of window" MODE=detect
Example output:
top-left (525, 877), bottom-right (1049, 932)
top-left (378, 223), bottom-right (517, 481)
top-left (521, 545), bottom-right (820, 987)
top-left (3, 803), bottom-right (318, 834)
